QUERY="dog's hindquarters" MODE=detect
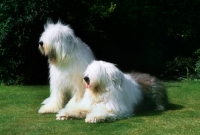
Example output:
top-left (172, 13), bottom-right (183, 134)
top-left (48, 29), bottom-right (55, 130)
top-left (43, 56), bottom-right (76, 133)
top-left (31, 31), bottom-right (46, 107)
top-left (130, 72), bottom-right (168, 111)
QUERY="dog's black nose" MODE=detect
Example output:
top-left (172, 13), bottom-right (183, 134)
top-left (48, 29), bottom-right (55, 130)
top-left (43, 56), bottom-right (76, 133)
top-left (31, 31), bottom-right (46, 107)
top-left (39, 41), bottom-right (43, 46)
top-left (84, 76), bottom-right (90, 82)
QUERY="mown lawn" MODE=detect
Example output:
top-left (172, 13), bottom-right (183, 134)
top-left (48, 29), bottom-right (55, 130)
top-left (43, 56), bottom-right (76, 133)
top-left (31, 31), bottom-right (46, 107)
top-left (0, 82), bottom-right (200, 135)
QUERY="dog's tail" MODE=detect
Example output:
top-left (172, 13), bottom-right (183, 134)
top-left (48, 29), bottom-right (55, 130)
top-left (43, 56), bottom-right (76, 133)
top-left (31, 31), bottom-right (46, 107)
top-left (130, 72), bottom-right (168, 111)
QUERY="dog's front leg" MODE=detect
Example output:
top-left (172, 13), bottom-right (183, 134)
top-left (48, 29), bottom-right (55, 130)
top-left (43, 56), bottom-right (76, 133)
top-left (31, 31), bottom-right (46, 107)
top-left (85, 103), bottom-right (117, 123)
top-left (56, 96), bottom-right (88, 120)
top-left (38, 89), bottom-right (67, 113)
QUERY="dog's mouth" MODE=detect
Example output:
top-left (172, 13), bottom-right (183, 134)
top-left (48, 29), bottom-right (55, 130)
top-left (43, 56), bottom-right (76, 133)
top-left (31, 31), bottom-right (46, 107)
top-left (83, 76), bottom-right (91, 88)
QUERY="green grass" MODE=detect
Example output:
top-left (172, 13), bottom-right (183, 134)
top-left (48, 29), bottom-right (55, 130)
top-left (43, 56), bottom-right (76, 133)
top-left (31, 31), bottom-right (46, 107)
top-left (0, 82), bottom-right (200, 135)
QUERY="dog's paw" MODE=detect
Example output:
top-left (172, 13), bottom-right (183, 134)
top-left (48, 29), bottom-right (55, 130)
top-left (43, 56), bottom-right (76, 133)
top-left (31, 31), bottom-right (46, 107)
top-left (38, 105), bottom-right (59, 114)
top-left (56, 110), bottom-right (76, 120)
top-left (56, 116), bottom-right (69, 120)
top-left (56, 113), bottom-right (79, 120)
top-left (56, 112), bottom-right (69, 120)
top-left (156, 105), bottom-right (165, 111)
top-left (85, 116), bottom-right (106, 123)
top-left (56, 111), bottom-right (69, 120)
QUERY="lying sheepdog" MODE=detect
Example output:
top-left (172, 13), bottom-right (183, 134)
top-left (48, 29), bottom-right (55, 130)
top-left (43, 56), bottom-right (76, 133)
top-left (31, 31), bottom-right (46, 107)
top-left (56, 61), bottom-right (168, 123)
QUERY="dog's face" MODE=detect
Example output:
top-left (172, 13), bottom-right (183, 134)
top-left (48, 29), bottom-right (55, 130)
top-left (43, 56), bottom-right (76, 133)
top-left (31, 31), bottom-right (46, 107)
top-left (83, 61), bottom-right (123, 94)
top-left (39, 21), bottom-right (76, 63)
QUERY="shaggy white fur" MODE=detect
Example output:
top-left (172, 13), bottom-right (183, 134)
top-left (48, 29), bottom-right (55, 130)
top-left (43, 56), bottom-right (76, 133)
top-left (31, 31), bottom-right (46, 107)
top-left (56, 61), bottom-right (143, 123)
top-left (38, 21), bottom-right (95, 113)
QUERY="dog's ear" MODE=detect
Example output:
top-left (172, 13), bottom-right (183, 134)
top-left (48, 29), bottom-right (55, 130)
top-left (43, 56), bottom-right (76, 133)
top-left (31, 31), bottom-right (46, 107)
top-left (111, 72), bottom-right (122, 89)
top-left (61, 31), bottom-right (77, 60)
top-left (61, 35), bottom-right (72, 59)
top-left (105, 63), bottom-right (123, 89)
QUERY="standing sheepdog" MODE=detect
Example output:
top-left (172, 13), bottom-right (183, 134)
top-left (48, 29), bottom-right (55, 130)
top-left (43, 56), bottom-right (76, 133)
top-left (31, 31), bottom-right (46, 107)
top-left (38, 21), bottom-right (95, 113)
top-left (56, 61), bottom-right (168, 123)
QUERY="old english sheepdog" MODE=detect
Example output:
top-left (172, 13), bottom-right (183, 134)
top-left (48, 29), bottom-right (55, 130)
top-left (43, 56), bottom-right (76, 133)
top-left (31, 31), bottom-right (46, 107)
top-left (56, 61), bottom-right (168, 123)
top-left (38, 21), bottom-right (95, 113)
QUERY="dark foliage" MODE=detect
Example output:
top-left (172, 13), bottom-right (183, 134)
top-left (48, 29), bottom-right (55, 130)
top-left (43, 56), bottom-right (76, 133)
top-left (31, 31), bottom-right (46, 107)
top-left (1, 0), bottom-right (200, 84)
top-left (165, 56), bottom-right (196, 79)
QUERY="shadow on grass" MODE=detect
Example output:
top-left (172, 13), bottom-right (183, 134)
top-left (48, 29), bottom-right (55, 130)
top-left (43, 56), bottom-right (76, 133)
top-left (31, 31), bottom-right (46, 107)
top-left (167, 103), bottom-right (184, 110)
top-left (135, 103), bottom-right (184, 117)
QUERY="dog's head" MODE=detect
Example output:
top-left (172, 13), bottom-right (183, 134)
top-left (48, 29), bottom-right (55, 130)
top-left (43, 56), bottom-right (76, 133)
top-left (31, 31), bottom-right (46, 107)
top-left (39, 20), bottom-right (77, 63)
top-left (83, 61), bottom-right (123, 94)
